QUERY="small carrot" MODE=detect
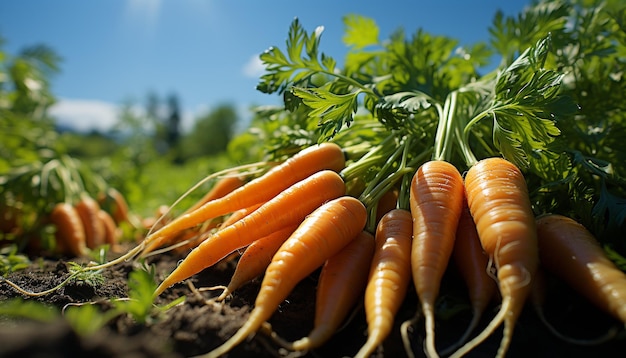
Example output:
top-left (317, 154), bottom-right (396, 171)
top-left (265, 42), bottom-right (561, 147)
top-left (154, 170), bottom-right (346, 296)
top-left (175, 202), bottom-right (266, 257)
top-left (535, 214), bottom-right (626, 324)
top-left (354, 209), bottom-right (413, 358)
top-left (75, 194), bottom-right (106, 249)
top-left (143, 177), bottom-right (245, 254)
top-left (49, 202), bottom-right (88, 257)
top-left (183, 175), bottom-right (245, 215)
top-left (287, 230), bottom-right (375, 351)
top-left (146, 142), bottom-right (345, 247)
top-left (97, 188), bottom-right (126, 224)
top-left (215, 224), bottom-right (299, 301)
top-left (97, 209), bottom-right (121, 252)
top-left (450, 157), bottom-right (538, 358)
top-left (199, 196), bottom-right (367, 358)
top-left (409, 160), bottom-right (465, 358)
top-left (441, 199), bottom-right (497, 355)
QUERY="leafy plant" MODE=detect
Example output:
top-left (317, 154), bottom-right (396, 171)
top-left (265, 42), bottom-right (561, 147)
top-left (112, 266), bottom-right (158, 324)
top-left (252, 0), bottom-right (626, 251)
top-left (0, 245), bottom-right (30, 276)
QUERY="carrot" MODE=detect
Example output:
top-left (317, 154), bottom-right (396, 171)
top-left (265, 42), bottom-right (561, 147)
top-left (97, 209), bottom-right (121, 252)
top-left (217, 202), bottom-right (264, 230)
top-left (183, 175), bottom-right (245, 215)
top-left (154, 170), bottom-right (346, 296)
top-left (143, 177), bottom-right (245, 254)
top-left (173, 203), bottom-right (265, 256)
top-left (215, 224), bottom-right (299, 301)
top-left (375, 188), bottom-right (399, 223)
top-left (441, 199), bottom-right (497, 355)
top-left (199, 196), bottom-right (367, 358)
top-left (536, 214), bottom-right (626, 324)
top-left (75, 194), bottom-right (106, 249)
top-left (98, 187), bottom-right (131, 226)
top-left (146, 142), bottom-right (345, 247)
top-left (450, 157), bottom-right (538, 358)
top-left (49, 202), bottom-right (88, 257)
top-left (409, 160), bottom-right (465, 358)
top-left (354, 208), bottom-right (413, 358)
top-left (286, 230), bottom-right (375, 351)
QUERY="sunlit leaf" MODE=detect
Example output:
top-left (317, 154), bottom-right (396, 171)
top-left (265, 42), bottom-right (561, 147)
top-left (342, 15), bottom-right (379, 49)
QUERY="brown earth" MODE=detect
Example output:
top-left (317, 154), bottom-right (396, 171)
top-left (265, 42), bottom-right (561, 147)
top-left (1, 244), bottom-right (625, 358)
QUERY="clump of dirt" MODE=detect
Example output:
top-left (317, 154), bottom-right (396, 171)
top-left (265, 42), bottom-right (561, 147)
top-left (1, 245), bottom-right (625, 358)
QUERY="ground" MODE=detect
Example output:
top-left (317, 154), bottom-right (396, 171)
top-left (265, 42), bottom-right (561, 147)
top-left (1, 244), bottom-right (625, 358)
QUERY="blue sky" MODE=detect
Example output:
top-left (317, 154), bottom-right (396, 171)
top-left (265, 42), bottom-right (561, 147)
top-left (0, 0), bottom-right (531, 133)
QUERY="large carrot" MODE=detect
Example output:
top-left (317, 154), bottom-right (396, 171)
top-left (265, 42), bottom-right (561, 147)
top-left (441, 199), bottom-right (497, 355)
top-left (354, 208), bottom-right (413, 358)
top-left (199, 196), bottom-right (367, 358)
top-left (49, 202), bottom-right (88, 257)
top-left (75, 194), bottom-right (106, 249)
top-left (146, 142), bottom-right (345, 247)
top-left (154, 170), bottom-right (346, 296)
top-left (215, 224), bottom-right (299, 301)
top-left (409, 160), bottom-right (465, 358)
top-left (535, 214), bottom-right (626, 324)
top-left (529, 265), bottom-right (620, 346)
top-left (287, 230), bottom-right (375, 351)
top-left (450, 157), bottom-right (538, 358)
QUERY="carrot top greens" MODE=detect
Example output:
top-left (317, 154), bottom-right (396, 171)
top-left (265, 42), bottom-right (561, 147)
top-left (253, 0), bottom-right (626, 249)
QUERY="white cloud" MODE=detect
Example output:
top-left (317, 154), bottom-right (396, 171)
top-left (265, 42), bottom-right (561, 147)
top-left (242, 54), bottom-right (265, 78)
top-left (49, 98), bottom-right (119, 132)
top-left (124, 0), bottom-right (162, 35)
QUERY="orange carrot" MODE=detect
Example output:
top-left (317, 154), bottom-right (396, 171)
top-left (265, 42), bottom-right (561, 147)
top-left (49, 202), bottom-right (88, 257)
top-left (215, 224), bottom-right (299, 301)
top-left (450, 157), bottom-right (538, 358)
top-left (354, 209), bottom-right (413, 358)
top-left (409, 160), bottom-right (465, 358)
top-left (166, 203), bottom-right (265, 259)
top-left (98, 187), bottom-right (135, 227)
top-left (530, 264), bottom-right (621, 345)
top-left (143, 177), bottom-right (245, 254)
top-left (75, 194), bottom-right (106, 249)
top-left (217, 202), bottom-right (264, 230)
top-left (442, 199), bottom-right (497, 355)
top-left (288, 230), bottom-right (375, 351)
top-left (154, 170), bottom-right (346, 296)
top-left (536, 214), bottom-right (626, 324)
top-left (184, 175), bottom-right (245, 215)
top-left (375, 188), bottom-right (399, 223)
top-left (200, 196), bottom-right (367, 358)
top-left (146, 142), bottom-right (345, 247)
top-left (97, 209), bottom-right (121, 252)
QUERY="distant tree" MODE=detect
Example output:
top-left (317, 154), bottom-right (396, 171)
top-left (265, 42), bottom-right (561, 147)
top-left (181, 103), bottom-right (238, 159)
top-left (167, 94), bottom-right (181, 146)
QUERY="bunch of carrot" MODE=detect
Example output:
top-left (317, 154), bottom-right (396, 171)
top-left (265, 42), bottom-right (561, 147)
top-left (124, 128), bottom-right (626, 358)
top-left (127, 15), bottom-right (626, 358)
top-left (48, 192), bottom-right (125, 257)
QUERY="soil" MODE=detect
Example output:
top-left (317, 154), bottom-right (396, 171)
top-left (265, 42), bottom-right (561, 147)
top-left (1, 244), bottom-right (625, 358)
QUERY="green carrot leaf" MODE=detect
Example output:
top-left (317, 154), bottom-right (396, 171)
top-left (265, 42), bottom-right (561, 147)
top-left (342, 14), bottom-right (379, 49)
